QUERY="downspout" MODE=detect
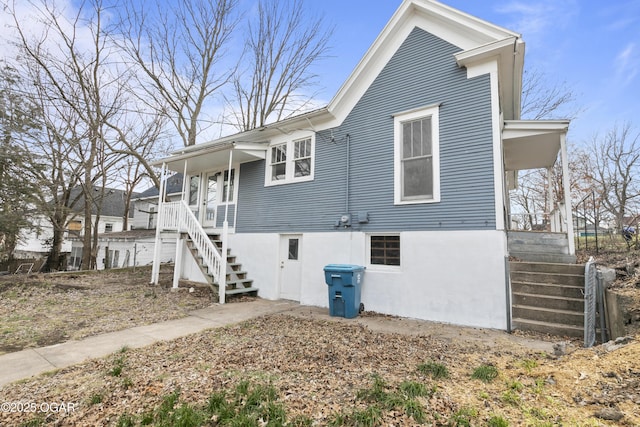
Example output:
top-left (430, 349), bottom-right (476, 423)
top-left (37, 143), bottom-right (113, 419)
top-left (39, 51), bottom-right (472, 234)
top-left (151, 162), bottom-right (167, 285)
top-left (345, 134), bottom-right (350, 213)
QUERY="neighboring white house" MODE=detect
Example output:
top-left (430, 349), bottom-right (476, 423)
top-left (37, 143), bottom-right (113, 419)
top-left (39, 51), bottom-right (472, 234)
top-left (14, 187), bottom-right (131, 269)
top-left (80, 173), bottom-right (185, 271)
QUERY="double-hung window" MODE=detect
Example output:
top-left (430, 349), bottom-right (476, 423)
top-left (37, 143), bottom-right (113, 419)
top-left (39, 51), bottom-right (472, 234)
top-left (266, 134), bottom-right (315, 185)
top-left (394, 104), bottom-right (440, 204)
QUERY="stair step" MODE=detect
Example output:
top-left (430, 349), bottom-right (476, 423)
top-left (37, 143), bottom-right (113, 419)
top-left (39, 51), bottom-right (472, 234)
top-left (511, 281), bottom-right (585, 299)
top-left (226, 279), bottom-right (254, 288)
top-left (225, 286), bottom-right (258, 296)
top-left (512, 318), bottom-right (584, 338)
top-left (510, 271), bottom-right (584, 287)
top-left (512, 292), bottom-right (584, 311)
top-left (510, 261), bottom-right (585, 275)
top-left (512, 304), bottom-right (583, 326)
top-left (510, 252), bottom-right (577, 263)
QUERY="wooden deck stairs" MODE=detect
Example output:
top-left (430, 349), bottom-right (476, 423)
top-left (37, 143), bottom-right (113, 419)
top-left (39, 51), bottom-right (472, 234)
top-left (510, 261), bottom-right (586, 338)
top-left (183, 232), bottom-right (258, 298)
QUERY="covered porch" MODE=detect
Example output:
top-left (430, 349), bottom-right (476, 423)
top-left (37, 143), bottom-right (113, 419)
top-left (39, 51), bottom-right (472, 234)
top-left (149, 141), bottom-right (267, 302)
top-left (502, 120), bottom-right (575, 263)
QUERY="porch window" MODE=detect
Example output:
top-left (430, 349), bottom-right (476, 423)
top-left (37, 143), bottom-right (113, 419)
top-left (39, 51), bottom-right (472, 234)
top-left (266, 134), bottom-right (315, 185)
top-left (369, 234), bottom-right (401, 267)
top-left (188, 175), bottom-right (200, 205)
top-left (394, 104), bottom-right (440, 204)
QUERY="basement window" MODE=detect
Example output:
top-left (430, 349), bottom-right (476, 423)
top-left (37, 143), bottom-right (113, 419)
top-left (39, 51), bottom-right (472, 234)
top-left (369, 234), bottom-right (401, 267)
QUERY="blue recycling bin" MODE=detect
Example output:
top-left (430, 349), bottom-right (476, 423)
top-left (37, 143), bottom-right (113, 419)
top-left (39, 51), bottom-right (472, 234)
top-left (324, 264), bottom-right (365, 318)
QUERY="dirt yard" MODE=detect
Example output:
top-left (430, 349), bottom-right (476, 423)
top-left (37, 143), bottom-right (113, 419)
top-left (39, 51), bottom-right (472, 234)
top-left (0, 266), bottom-right (212, 355)
top-left (0, 264), bottom-right (638, 426)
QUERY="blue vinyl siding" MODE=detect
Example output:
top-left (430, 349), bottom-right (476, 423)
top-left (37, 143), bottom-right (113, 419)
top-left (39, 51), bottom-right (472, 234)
top-left (216, 204), bottom-right (235, 228)
top-left (237, 27), bottom-right (496, 233)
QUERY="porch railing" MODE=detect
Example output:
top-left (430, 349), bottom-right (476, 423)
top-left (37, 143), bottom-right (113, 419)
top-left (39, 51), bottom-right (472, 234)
top-left (509, 205), bottom-right (567, 233)
top-left (160, 200), bottom-right (224, 286)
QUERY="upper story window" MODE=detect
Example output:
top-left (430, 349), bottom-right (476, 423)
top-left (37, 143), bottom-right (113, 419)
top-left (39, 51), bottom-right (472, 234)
top-left (394, 104), bottom-right (440, 204)
top-left (266, 134), bottom-right (315, 185)
top-left (105, 223), bottom-right (113, 233)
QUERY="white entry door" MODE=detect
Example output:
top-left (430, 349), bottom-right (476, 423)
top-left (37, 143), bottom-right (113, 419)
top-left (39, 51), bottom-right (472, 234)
top-left (279, 234), bottom-right (302, 301)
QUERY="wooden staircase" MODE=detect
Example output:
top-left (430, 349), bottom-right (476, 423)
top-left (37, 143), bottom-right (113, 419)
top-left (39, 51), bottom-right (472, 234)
top-left (510, 261), bottom-right (585, 338)
top-left (184, 232), bottom-right (258, 297)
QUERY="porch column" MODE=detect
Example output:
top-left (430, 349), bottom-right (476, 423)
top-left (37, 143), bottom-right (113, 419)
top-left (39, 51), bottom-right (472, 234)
top-left (181, 161), bottom-right (188, 202)
top-left (151, 162), bottom-right (167, 285)
top-left (560, 133), bottom-right (575, 255)
top-left (172, 235), bottom-right (184, 289)
top-left (547, 166), bottom-right (555, 231)
top-left (219, 148), bottom-right (234, 304)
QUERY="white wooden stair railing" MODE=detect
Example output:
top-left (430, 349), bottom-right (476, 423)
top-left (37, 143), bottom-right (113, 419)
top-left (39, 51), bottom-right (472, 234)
top-left (160, 200), bottom-right (224, 288)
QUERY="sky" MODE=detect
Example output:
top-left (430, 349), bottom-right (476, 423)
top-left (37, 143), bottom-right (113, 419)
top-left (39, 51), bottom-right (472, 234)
top-left (309, 0), bottom-right (640, 146)
top-left (2, 0), bottom-right (638, 147)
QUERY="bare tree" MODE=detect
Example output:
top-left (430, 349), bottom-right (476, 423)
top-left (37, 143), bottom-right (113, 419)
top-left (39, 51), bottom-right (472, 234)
top-left (116, 0), bottom-right (239, 147)
top-left (10, 0), bottom-right (129, 269)
top-left (521, 67), bottom-right (579, 120)
top-left (0, 62), bottom-right (43, 260)
top-left (227, 0), bottom-right (332, 131)
top-left (586, 122), bottom-right (640, 230)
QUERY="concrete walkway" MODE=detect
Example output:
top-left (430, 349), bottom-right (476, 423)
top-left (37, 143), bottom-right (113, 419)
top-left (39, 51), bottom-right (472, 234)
top-left (0, 299), bottom-right (297, 388)
top-left (0, 299), bottom-right (557, 389)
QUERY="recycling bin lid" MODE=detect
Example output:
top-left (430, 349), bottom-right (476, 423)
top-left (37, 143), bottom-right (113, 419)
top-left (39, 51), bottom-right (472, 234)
top-left (323, 264), bottom-right (365, 272)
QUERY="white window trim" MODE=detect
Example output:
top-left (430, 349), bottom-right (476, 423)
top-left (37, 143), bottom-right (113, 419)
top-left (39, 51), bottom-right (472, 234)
top-left (265, 134), bottom-right (315, 186)
top-left (366, 233), bottom-right (402, 271)
top-left (393, 104), bottom-right (441, 205)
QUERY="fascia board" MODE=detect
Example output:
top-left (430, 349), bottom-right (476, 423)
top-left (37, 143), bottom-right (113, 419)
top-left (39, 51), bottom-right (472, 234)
top-left (503, 120), bottom-right (570, 137)
top-left (456, 37), bottom-right (525, 120)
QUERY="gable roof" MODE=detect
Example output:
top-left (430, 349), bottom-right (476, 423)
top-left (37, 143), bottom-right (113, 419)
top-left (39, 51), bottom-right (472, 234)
top-left (329, 0), bottom-right (524, 123)
top-left (154, 0), bottom-right (525, 169)
top-left (135, 173), bottom-right (184, 200)
top-left (67, 187), bottom-right (135, 218)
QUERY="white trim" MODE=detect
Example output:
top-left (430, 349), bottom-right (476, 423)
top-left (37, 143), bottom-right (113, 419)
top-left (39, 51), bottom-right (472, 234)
top-left (264, 131), bottom-right (316, 186)
top-left (484, 62), bottom-right (505, 231)
top-left (393, 104), bottom-right (441, 205)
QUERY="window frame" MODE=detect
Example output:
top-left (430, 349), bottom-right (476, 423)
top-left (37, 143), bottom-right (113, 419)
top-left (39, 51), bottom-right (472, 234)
top-left (366, 233), bottom-right (402, 270)
top-left (265, 133), bottom-right (315, 186)
top-left (393, 104), bottom-right (441, 205)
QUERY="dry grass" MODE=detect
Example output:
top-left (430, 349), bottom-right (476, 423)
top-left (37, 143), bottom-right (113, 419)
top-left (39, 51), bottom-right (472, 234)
top-left (0, 266), bottom-right (638, 426)
top-left (0, 266), bottom-right (212, 355)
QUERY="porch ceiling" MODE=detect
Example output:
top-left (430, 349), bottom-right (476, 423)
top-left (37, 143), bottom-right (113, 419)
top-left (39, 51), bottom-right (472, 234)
top-left (153, 142), bottom-right (268, 174)
top-left (503, 120), bottom-right (569, 171)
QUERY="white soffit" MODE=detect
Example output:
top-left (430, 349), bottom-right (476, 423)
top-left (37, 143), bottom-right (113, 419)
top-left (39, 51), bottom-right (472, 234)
top-left (503, 120), bottom-right (569, 171)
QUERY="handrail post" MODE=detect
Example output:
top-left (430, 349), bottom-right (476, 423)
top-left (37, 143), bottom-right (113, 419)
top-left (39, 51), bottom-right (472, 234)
top-left (151, 162), bottom-right (167, 285)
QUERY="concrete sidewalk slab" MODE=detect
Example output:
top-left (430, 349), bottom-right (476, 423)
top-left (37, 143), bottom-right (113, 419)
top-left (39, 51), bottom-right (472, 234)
top-left (0, 299), bottom-right (296, 388)
top-left (0, 349), bottom-right (57, 386)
